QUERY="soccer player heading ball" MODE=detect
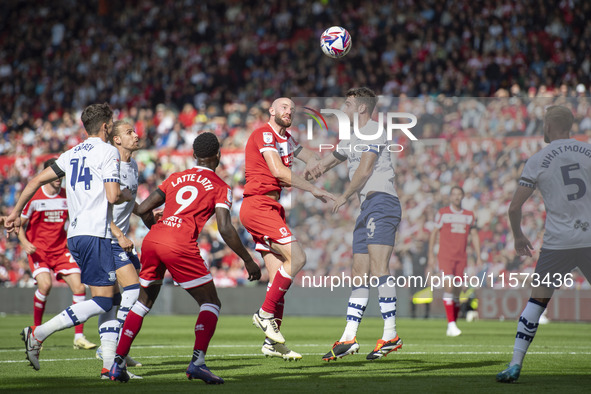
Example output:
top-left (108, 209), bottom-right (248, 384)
top-left (240, 97), bottom-right (335, 360)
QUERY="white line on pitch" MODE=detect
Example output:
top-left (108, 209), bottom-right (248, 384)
top-left (0, 343), bottom-right (580, 353)
top-left (2, 351), bottom-right (591, 364)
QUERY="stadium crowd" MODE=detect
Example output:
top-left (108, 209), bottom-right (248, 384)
top-left (2, 0), bottom-right (591, 290)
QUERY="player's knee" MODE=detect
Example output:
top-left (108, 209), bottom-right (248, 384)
top-left (92, 296), bottom-right (114, 312)
top-left (72, 283), bottom-right (85, 294)
top-left (292, 252), bottom-right (306, 271)
top-left (38, 282), bottom-right (52, 294)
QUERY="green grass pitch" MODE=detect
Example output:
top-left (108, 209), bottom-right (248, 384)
top-left (0, 314), bottom-right (589, 393)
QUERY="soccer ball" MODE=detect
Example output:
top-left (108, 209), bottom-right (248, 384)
top-left (320, 26), bottom-right (352, 59)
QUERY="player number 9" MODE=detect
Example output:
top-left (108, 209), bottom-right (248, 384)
top-left (174, 185), bottom-right (199, 215)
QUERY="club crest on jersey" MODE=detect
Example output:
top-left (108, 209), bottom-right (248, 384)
top-left (108, 271), bottom-right (116, 282)
top-left (263, 132), bottom-right (273, 144)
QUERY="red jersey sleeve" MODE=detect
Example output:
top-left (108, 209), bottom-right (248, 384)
top-left (215, 185), bottom-right (233, 210)
top-left (254, 129), bottom-right (280, 154)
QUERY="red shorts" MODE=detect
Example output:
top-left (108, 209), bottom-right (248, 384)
top-left (438, 258), bottom-right (467, 278)
top-left (239, 195), bottom-right (295, 255)
top-left (28, 248), bottom-right (80, 280)
top-left (139, 236), bottom-right (212, 290)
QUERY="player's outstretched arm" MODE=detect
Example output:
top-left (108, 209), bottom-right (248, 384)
top-left (4, 166), bottom-right (59, 234)
top-left (508, 184), bottom-right (535, 257)
top-left (332, 151), bottom-right (376, 213)
top-left (294, 147), bottom-right (323, 180)
top-left (215, 207), bottom-right (261, 281)
top-left (263, 150), bottom-right (335, 202)
top-left (304, 152), bottom-right (344, 181)
top-left (136, 189), bottom-right (165, 229)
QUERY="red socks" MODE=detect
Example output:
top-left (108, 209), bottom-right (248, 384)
top-left (262, 268), bottom-right (292, 315)
top-left (193, 304), bottom-right (220, 353)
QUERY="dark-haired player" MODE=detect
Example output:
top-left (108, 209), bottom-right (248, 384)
top-left (18, 158), bottom-right (96, 351)
top-left (428, 186), bottom-right (481, 337)
top-left (310, 88), bottom-right (404, 361)
top-left (4, 103), bottom-right (132, 371)
top-left (109, 132), bottom-right (261, 384)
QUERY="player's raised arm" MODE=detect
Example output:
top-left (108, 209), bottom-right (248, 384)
top-left (215, 207), bottom-right (261, 281)
top-left (262, 150), bottom-right (335, 202)
top-left (508, 184), bottom-right (535, 257)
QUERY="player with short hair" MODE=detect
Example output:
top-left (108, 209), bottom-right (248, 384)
top-left (18, 158), bottom-right (96, 351)
top-left (94, 120), bottom-right (145, 378)
top-left (3, 102), bottom-right (132, 371)
top-left (240, 97), bottom-right (334, 360)
top-left (109, 132), bottom-right (261, 384)
top-left (497, 105), bottom-right (591, 383)
top-left (311, 87), bottom-right (404, 361)
top-left (428, 186), bottom-right (482, 337)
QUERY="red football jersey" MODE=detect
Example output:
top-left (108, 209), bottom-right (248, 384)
top-left (434, 206), bottom-right (476, 261)
top-left (243, 123), bottom-right (300, 197)
top-left (21, 186), bottom-right (68, 253)
top-left (147, 166), bottom-right (232, 247)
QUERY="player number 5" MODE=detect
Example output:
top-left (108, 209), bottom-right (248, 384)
top-left (560, 163), bottom-right (586, 201)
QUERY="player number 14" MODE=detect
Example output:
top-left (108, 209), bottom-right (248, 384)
top-left (70, 157), bottom-right (93, 191)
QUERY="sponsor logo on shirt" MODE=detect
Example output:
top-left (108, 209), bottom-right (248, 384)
top-left (574, 219), bottom-right (589, 231)
top-left (263, 132), bottom-right (273, 144)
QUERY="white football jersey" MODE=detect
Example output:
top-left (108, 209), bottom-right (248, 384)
top-left (336, 120), bottom-right (398, 203)
top-left (54, 137), bottom-right (121, 238)
top-left (520, 138), bottom-right (591, 249)
top-left (112, 158), bottom-right (138, 236)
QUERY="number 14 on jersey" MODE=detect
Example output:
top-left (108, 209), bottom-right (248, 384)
top-left (70, 157), bottom-right (93, 191)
